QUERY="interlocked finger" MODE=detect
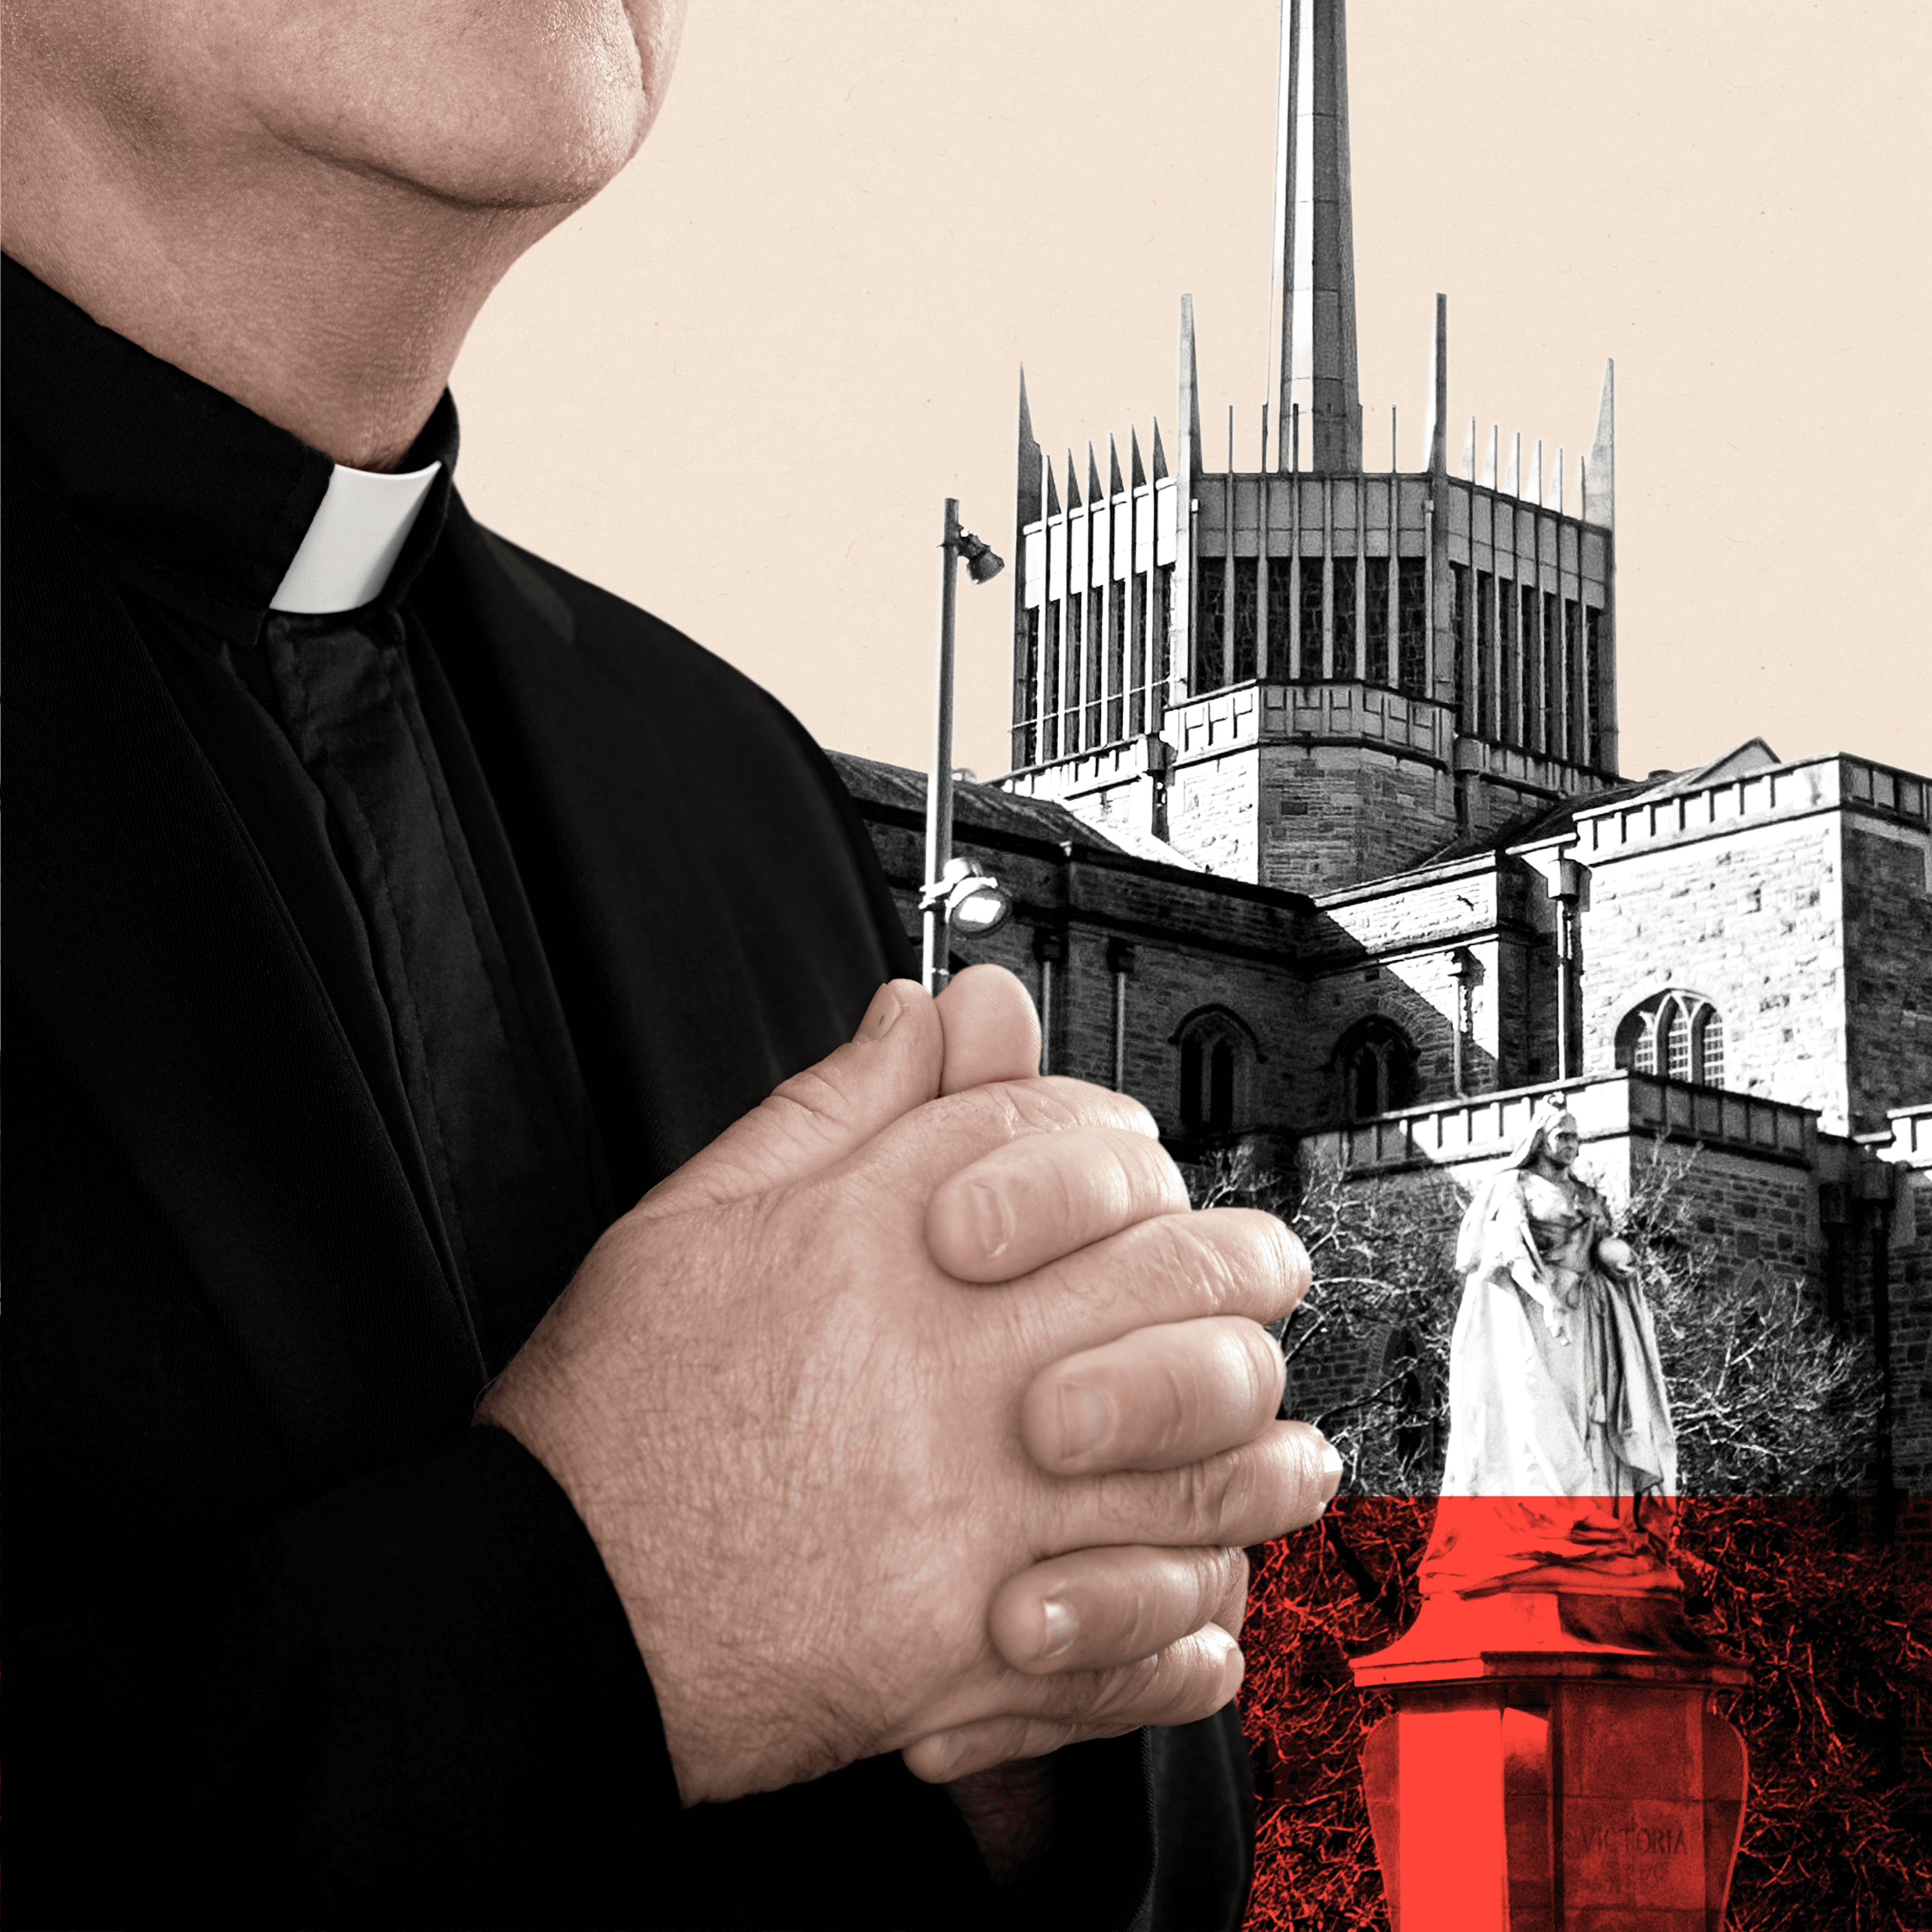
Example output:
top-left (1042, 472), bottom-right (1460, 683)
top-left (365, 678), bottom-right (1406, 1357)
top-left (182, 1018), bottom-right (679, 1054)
top-left (1021, 1316), bottom-right (1285, 1476)
top-left (1009, 1207), bottom-right (1311, 1364)
top-left (863, 1075), bottom-right (1162, 1214)
top-left (926, 1124), bottom-right (1189, 1285)
top-left (1053, 1419), bottom-right (1340, 1554)
top-left (901, 1620), bottom-right (1245, 1783)
top-left (988, 1543), bottom-right (1249, 1675)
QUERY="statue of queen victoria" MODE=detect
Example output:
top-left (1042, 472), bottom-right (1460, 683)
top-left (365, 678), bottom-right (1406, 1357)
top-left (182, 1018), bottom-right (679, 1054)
top-left (1417, 1094), bottom-right (1681, 1597)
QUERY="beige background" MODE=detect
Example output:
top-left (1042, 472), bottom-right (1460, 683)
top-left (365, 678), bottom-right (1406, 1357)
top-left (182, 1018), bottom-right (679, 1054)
top-left (451, 1), bottom-right (1931, 790)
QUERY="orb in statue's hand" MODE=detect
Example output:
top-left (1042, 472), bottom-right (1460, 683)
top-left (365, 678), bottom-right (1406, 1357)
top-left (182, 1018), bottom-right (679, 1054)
top-left (1595, 1235), bottom-right (1635, 1275)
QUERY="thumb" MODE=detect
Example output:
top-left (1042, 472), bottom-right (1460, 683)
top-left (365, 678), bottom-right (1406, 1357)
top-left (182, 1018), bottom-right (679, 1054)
top-left (642, 980), bottom-right (944, 1213)
top-left (935, 964), bottom-right (1041, 1094)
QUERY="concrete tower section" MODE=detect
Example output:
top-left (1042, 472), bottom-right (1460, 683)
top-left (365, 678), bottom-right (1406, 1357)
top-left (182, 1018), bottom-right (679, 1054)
top-left (1000, 0), bottom-right (1623, 897)
top-left (1272, 0), bottom-right (1362, 474)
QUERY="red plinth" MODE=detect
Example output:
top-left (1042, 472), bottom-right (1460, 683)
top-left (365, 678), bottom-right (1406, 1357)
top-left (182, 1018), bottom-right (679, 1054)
top-left (1349, 1587), bottom-right (1749, 1932)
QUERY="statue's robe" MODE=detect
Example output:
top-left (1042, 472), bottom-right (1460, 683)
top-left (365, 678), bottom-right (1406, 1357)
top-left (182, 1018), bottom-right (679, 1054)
top-left (1419, 1162), bottom-right (1678, 1595)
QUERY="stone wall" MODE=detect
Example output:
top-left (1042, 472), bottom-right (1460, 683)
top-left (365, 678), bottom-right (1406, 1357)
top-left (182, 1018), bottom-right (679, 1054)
top-left (1254, 740), bottom-right (1458, 897)
top-left (1892, 1156), bottom-right (1931, 1498)
top-left (1307, 856), bottom-right (1548, 1104)
top-left (1842, 823), bottom-right (1932, 1125)
top-left (1161, 741), bottom-right (1260, 882)
top-left (1578, 810), bottom-right (1850, 1127)
top-left (1640, 1142), bottom-right (1817, 1289)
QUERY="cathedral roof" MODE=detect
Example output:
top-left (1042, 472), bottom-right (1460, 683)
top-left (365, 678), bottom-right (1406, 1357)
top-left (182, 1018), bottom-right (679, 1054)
top-left (1410, 741), bottom-right (1788, 870)
top-left (828, 750), bottom-right (1143, 857)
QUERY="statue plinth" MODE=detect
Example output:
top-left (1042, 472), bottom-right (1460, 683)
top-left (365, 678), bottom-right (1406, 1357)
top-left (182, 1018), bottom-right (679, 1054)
top-left (1349, 1584), bottom-right (1749, 1932)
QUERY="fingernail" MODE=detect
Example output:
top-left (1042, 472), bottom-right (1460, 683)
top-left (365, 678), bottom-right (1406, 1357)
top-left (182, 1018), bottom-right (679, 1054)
top-left (1318, 1438), bottom-right (1343, 1503)
top-left (968, 1181), bottom-right (1014, 1263)
top-left (1037, 1598), bottom-right (1077, 1662)
top-left (929, 1730), bottom-right (970, 1779)
top-left (854, 984), bottom-right (903, 1044)
top-left (1214, 1629), bottom-right (1247, 1689)
top-left (1059, 1385), bottom-right (1112, 1461)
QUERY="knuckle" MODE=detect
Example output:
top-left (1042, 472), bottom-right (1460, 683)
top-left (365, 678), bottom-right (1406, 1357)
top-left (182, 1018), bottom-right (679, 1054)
top-left (943, 1082), bottom-right (1032, 1141)
top-left (996, 1079), bottom-right (1094, 1134)
top-left (764, 1065), bottom-right (855, 1134)
top-left (1092, 1133), bottom-right (1145, 1221)
top-left (1174, 1451), bottom-right (1242, 1540)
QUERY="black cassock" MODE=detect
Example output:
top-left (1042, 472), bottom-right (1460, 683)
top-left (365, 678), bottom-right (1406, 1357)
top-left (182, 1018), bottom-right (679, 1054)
top-left (2, 259), bottom-right (1252, 1929)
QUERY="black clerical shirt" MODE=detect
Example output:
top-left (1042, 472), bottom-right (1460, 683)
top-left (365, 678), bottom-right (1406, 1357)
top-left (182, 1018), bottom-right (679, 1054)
top-left (2, 257), bottom-right (1231, 1932)
top-left (6, 268), bottom-right (617, 1382)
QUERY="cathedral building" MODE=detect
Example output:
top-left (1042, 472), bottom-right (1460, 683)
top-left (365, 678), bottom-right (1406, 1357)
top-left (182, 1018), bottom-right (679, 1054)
top-left (832, 0), bottom-right (1929, 1514)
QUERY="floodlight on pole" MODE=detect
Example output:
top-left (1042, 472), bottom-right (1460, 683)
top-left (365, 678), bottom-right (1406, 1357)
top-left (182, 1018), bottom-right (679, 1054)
top-left (921, 500), bottom-right (1008, 994)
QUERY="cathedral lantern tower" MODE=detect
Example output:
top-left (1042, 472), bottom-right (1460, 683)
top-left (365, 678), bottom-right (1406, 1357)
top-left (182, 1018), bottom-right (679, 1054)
top-left (999, 0), bottom-right (1621, 894)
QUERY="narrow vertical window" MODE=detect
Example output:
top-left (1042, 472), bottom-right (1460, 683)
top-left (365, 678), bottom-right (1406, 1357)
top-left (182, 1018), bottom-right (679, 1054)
top-left (1398, 557), bottom-right (1428, 697)
top-left (1065, 593), bottom-right (1084, 749)
top-left (1449, 561), bottom-right (1469, 726)
top-left (1085, 592), bottom-right (1104, 747)
top-left (1180, 1034), bottom-right (1204, 1128)
top-left (1195, 560), bottom-right (1226, 694)
top-left (1476, 571), bottom-right (1495, 738)
top-left (1153, 565), bottom-right (1173, 717)
top-left (1563, 598), bottom-right (1582, 761)
top-left (1500, 579), bottom-right (1521, 746)
top-left (1042, 599), bottom-right (1061, 760)
top-left (1540, 591), bottom-right (1558, 753)
top-left (1267, 558), bottom-right (1294, 672)
top-left (1521, 586), bottom-right (1540, 752)
top-left (1129, 575), bottom-right (1149, 736)
top-left (1364, 556), bottom-right (1390, 685)
top-left (1232, 559), bottom-right (1259, 684)
top-left (1586, 608), bottom-right (1606, 770)
top-left (1663, 1004), bottom-right (1691, 1081)
top-left (1209, 1040), bottom-right (1235, 1131)
top-left (1700, 1011), bottom-right (1724, 1089)
top-left (1631, 1014), bottom-right (1657, 1075)
top-left (1107, 588), bottom-right (1126, 742)
top-left (1014, 605), bottom-right (1041, 768)
top-left (1332, 558), bottom-right (1358, 681)
top-left (1299, 558), bottom-right (1325, 681)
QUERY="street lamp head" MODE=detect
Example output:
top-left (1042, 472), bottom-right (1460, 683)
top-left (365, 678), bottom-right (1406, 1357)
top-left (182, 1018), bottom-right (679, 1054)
top-left (919, 856), bottom-right (1013, 937)
top-left (956, 528), bottom-right (1005, 584)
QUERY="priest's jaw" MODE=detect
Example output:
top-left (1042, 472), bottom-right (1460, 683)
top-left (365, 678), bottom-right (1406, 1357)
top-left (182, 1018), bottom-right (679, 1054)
top-left (0, 0), bottom-right (687, 472)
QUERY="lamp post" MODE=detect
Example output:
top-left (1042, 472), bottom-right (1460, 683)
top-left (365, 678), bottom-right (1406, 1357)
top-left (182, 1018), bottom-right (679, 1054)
top-left (921, 498), bottom-right (1008, 994)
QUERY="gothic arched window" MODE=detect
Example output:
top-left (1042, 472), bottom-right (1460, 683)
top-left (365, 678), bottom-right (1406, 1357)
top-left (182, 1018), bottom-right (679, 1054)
top-left (1174, 1008), bottom-right (1260, 1137)
top-left (1335, 1017), bottom-right (1417, 1120)
top-left (1616, 991), bottom-right (1729, 1089)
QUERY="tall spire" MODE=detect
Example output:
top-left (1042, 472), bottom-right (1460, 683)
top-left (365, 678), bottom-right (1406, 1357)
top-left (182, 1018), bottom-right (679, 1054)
top-left (1583, 359), bottom-right (1614, 528)
top-left (1424, 294), bottom-right (1448, 474)
top-left (1178, 294), bottom-right (1202, 485)
top-left (1269, 0), bottom-right (1361, 472)
top-left (1017, 369), bottom-right (1041, 524)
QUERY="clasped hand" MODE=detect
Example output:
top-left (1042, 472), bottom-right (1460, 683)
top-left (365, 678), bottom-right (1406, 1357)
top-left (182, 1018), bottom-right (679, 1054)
top-left (480, 965), bottom-right (1331, 1803)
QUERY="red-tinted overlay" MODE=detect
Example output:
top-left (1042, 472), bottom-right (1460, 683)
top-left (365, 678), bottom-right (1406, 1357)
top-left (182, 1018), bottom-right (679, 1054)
top-left (1238, 1494), bottom-right (1930, 1932)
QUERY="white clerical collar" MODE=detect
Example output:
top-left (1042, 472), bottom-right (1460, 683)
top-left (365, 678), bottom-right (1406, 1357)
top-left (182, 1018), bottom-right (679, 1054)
top-left (269, 459), bottom-right (441, 614)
